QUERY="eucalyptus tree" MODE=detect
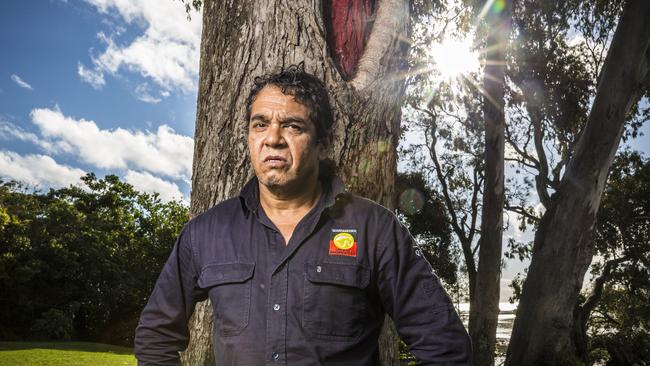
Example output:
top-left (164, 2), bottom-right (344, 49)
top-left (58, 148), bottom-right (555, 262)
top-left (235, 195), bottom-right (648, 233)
top-left (504, 0), bottom-right (650, 364)
top-left (177, 0), bottom-right (443, 364)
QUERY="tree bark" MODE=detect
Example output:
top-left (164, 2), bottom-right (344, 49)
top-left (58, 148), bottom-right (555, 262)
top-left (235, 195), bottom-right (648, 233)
top-left (469, 2), bottom-right (510, 365)
top-left (182, 0), bottom-right (410, 364)
top-left (505, 1), bottom-right (650, 364)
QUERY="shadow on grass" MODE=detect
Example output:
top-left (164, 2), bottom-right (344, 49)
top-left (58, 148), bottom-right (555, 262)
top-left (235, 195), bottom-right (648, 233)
top-left (0, 341), bottom-right (133, 355)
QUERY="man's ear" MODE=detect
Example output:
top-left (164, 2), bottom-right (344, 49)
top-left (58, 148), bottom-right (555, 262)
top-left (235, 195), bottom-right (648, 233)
top-left (316, 135), bottom-right (331, 160)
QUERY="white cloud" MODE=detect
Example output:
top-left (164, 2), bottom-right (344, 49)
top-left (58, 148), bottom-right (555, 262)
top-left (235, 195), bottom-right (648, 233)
top-left (82, 0), bottom-right (201, 93)
top-left (0, 121), bottom-right (60, 152)
top-left (10, 74), bottom-right (33, 90)
top-left (29, 107), bottom-right (193, 179)
top-left (0, 150), bottom-right (85, 189)
top-left (78, 62), bottom-right (106, 89)
top-left (135, 83), bottom-right (162, 104)
top-left (124, 170), bottom-right (185, 202)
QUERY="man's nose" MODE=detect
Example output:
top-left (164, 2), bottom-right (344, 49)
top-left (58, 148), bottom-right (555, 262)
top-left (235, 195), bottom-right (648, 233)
top-left (264, 123), bottom-right (285, 146)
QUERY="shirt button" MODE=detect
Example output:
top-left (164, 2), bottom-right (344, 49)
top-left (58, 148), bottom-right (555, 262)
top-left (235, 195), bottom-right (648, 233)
top-left (273, 304), bottom-right (280, 311)
top-left (316, 265), bottom-right (322, 273)
top-left (272, 352), bottom-right (279, 361)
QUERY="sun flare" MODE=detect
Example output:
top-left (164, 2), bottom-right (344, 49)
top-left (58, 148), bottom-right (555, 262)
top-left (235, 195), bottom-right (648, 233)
top-left (429, 38), bottom-right (480, 79)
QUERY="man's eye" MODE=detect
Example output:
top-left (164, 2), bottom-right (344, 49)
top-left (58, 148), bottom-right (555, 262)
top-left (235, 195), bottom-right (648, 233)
top-left (251, 122), bottom-right (267, 129)
top-left (286, 124), bottom-right (302, 132)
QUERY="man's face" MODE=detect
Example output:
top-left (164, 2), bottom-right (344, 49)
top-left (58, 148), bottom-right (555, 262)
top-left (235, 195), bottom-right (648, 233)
top-left (248, 86), bottom-right (322, 192)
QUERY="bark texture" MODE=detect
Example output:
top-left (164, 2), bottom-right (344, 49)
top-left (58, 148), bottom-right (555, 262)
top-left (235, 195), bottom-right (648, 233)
top-left (505, 1), bottom-right (650, 364)
top-left (469, 2), bottom-right (510, 365)
top-left (182, 0), bottom-right (409, 364)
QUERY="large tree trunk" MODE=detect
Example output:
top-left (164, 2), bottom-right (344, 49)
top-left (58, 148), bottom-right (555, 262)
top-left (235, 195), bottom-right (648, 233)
top-left (505, 1), bottom-right (650, 364)
top-left (182, 0), bottom-right (409, 364)
top-left (469, 2), bottom-right (510, 365)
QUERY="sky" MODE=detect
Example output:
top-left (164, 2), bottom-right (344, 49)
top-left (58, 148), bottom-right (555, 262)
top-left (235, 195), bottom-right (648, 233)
top-left (2, 1), bottom-right (649, 302)
top-left (0, 0), bottom-right (201, 202)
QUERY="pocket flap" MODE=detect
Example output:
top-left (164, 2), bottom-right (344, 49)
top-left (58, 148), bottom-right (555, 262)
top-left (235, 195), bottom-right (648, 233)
top-left (305, 262), bottom-right (370, 289)
top-left (198, 262), bottom-right (255, 288)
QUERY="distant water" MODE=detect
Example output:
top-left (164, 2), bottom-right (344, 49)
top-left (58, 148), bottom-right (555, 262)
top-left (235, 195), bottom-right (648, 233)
top-left (456, 302), bottom-right (516, 337)
top-left (457, 302), bottom-right (517, 364)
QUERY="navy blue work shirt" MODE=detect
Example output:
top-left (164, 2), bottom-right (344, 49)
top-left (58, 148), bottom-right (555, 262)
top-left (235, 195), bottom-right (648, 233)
top-left (134, 176), bottom-right (472, 365)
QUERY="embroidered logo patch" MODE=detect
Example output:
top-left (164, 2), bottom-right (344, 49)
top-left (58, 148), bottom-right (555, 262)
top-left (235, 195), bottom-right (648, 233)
top-left (329, 229), bottom-right (357, 257)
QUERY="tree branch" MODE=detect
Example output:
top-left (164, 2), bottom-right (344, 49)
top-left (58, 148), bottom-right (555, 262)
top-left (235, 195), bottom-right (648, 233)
top-left (524, 102), bottom-right (552, 209)
top-left (505, 122), bottom-right (540, 169)
top-left (426, 125), bottom-right (463, 241)
top-left (467, 161), bottom-right (481, 246)
top-left (505, 204), bottom-right (540, 223)
top-left (578, 256), bottom-right (630, 333)
top-left (424, 122), bottom-right (476, 277)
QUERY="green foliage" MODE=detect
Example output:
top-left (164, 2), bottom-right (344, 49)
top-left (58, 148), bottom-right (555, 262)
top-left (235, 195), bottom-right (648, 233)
top-left (176, 0), bottom-right (202, 20)
top-left (589, 286), bottom-right (650, 365)
top-left (30, 309), bottom-right (75, 341)
top-left (507, 270), bottom-right (526, 304)
top-left (396, 171), bottom-right (458, 287)
top-left (399, 338), bottom-right (418, 365)
top-left (0, 174), bottom-right (189, 346)
top-left (587, 151), bottom-right (650, 365)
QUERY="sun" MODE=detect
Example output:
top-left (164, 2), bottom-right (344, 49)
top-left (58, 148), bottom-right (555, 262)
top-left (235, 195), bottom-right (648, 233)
top-left (429, 38), bottom-right (480, 79)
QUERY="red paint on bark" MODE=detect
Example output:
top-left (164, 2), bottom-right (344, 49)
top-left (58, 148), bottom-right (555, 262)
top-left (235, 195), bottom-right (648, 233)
top-left (323, 0), bottom-right (376, 80)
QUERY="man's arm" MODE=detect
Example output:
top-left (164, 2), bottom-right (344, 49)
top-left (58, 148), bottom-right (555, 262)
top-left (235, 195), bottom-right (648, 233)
top-left (134, 224), bottom-right (208, 366)
top-left (375, 218), bottom-right (472, 365)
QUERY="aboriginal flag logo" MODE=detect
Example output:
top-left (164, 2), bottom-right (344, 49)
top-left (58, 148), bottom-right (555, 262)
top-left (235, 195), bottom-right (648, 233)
top-left (329, 229), bottom-right (357, 257)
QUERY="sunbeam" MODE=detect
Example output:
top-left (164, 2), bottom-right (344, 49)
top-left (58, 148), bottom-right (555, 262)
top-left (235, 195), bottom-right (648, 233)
top-left (429, 38), bottom-right (480, 79)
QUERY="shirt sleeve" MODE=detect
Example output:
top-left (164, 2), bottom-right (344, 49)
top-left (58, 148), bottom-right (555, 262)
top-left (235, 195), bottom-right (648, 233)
top-left (134, 224), bottom-right (208, 366)
top-left (375, 218), bottom-right (472, 365)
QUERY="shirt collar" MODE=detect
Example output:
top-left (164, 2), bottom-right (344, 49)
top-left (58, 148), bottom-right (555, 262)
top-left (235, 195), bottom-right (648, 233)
top-left (238, 174), bottom-right (346, 214)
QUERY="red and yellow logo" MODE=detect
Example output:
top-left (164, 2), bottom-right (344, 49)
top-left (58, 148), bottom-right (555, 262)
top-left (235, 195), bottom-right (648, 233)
top-left (329, 231), bottom-right (357, 257)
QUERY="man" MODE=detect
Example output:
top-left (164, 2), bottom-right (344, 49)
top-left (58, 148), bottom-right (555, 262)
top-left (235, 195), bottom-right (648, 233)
top-left (134, 64), bottom-right (472, 365)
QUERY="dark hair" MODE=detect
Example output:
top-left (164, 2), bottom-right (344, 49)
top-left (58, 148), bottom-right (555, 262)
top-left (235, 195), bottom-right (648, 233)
top-left (245, 63), bottom-right (334, 144)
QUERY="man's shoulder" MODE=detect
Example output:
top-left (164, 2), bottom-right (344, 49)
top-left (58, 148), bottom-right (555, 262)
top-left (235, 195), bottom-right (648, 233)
top-left (332, 191), bottom-right (398, 224)
top-left (186, 196), bottom-right (243, 231)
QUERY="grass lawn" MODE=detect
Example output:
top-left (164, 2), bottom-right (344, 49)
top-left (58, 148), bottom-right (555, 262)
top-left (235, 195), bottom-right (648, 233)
top-left (0, 341), bottom-right (136, 366)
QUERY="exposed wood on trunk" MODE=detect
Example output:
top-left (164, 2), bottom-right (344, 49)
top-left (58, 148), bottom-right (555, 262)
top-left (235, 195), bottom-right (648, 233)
top-left (351, 0), bottom-right (406, 90)
top-left (469, 2), bottom-right (510, 365)
top-left (323, 0), bottom-right (375, 80)
top-left (505, 1), bottom-right (650, 364)
top-left (182, 0), bottom-right (409, 364)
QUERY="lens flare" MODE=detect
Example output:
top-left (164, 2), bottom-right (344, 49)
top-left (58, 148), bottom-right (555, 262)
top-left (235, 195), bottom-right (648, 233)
top-left (492, 0), bottom-right (506, 13)
top-left (399, 188), bottom-right (425, 215)
top-left (377, 139), bottom-right (391, 153)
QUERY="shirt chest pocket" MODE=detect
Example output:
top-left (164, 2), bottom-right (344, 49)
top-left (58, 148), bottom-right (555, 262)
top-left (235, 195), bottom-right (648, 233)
top-left (198, 262), bottom-right (255, 337)
top-left (302, 262), bottom-right (370, 341)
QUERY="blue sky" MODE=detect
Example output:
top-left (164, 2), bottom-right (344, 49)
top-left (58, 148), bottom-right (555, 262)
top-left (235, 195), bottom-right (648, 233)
top-left (2, 1), bottom-right (648, 202)
top-left (1, 0), bottom-right (201, 202)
